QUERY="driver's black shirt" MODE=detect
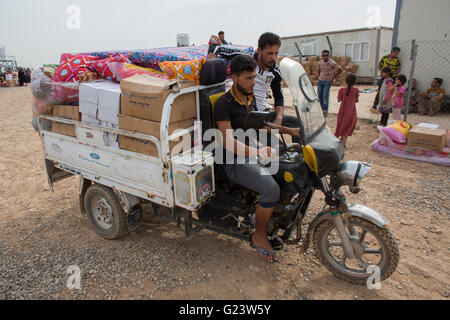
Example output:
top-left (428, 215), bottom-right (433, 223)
top-left (214, 88), bottom-right (257, 162)
top-left (214, 89), bottom-right (257, 131)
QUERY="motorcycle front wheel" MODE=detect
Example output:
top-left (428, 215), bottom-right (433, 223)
top-left (313, 216), bottom-right (399, 285)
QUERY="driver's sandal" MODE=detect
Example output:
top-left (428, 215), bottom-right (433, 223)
top-left (254, 246), bottom-right (279, 263)
top-left (251, 239), bottom-right (280, 263)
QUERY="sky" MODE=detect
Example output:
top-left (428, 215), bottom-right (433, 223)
top-left (0, 0), bottom-right (397, 67)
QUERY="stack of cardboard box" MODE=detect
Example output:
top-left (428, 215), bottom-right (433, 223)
top-left (277, 55), bottom-right (358, 87)
top-left (50, 76), bottom-right (197, 157)
top-left (119, 75), bottom-right (196, 157)
top-left (79, 80), bottom-right (121, 148)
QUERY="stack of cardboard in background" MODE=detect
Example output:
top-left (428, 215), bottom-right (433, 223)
top-left (119, 75), bottom-right (196, 157)
top-left (277, 55), bottom-right (358, 87)
top-left (79, 81), bottom-right (121, 148)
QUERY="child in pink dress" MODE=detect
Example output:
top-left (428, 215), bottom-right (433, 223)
top-left (389, 74), bottom-right (407, 121)
top-left (335, 74), bottom-right (359, 148)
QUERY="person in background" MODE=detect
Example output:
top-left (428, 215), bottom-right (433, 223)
top-left (218, 31), bottom-right (229, 45)
top-left (18, 68), bottom-right (25, 86)
top-left (389, 74), bottom-right (407, 121)
top-left (317, 49), bottom-right (343, 116)
top-left (401, 78), bottom-right (418, 114)
top-left (371, 47), bottom-right (401, 114)
top-left (379, 47), bottom-right (401, 80)
top-left (25, 68), bottom-right (31, 83)
top-left (335, 74), bottom-right (359, 149)
top-left (418, 78), bottom-right (446, 116)
top-left (207, 31), bottom-right (230, 59)
top-left (377, 67), bottom-right (394, 126)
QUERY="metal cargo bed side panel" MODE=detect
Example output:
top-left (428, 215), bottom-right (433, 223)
top-left (42, 133), bottom-right (165, 198)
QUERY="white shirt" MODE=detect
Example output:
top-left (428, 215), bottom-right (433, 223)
top-left (254, 64), bottom-right (274, 111)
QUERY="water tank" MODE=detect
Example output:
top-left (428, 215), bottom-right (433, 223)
top-left (176, 34), bottom-right (189, 47)
top-left (0, 46), bottom-right (6, 59)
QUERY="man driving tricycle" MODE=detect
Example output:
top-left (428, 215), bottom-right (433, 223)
top-left (214, 54), bottom-right (301, 263)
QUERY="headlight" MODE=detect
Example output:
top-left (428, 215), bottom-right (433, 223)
top-left (336, 161), bottom-right (372, 187)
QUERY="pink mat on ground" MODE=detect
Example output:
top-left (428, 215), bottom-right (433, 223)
top-left (371, 129), bottom-right (450, 166)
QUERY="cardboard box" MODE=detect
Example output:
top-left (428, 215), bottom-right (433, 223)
top-left (118, 114), bottom-right (193, 157)
top-left (310, 61), bottom-right (319, 74)
top-left (118, 114), bottom-right (194, 138)
top-left (333, 56), bottom-right (342, 66)
top-left (52, 105), bottom-right (80, 120)
top-left (407, 127), bottom-right (447, 151)
top-left (345, 63), bottom-right (359, 73)
top-left (52, 105), bottom-right (80, 137)
top-left (342, 56), bottom-right (351, 65)
top-left (80, 82), bottom-right (99, 104)
top-left (79, 80), bottom-right (111, 104)
top-left (98, 83), bottom-right (121, 125)
top-left (118, 133), bottom-right (191, 157)
top-left (79, 100), bottom-right (98, 118)
top-left (52, 122), bottom-right (76, 137)
top-left (301, 61), bottom-right (311, 74)
top-left (81, 113), bottom-right (100, 125)
top-left (120, 75), bottom-right (196, 122)
top-left (80, 80), bottom-right (120, 118)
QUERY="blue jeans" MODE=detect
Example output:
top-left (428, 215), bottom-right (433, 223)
top-left (318, 80), bottom-right (332, 112)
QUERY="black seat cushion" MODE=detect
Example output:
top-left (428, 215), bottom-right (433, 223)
top-left (200, 59), bottom-right (226, 85)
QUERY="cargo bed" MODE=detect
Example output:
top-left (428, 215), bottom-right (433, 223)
top-left (38, 82), bottom-right (222, 211)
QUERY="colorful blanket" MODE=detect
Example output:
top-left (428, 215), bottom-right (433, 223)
top-left (49, 44), bottom-right (254, 103)
top-left (80, 44), bottom-right (254, 70)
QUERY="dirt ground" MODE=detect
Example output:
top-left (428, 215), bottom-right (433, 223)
top-left (0, 85), bottom-right (449, 300)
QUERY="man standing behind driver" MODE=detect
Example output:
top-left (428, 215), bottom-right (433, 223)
top-left (214, 54), bottom-right (300, 263)
top-left (253, 32), bottom-right (301, 143)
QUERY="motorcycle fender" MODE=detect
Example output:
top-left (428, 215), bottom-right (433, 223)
top-left (346, 204), bottom-right (390, 228)
top-left (300, 204), bottom-right (389, 253)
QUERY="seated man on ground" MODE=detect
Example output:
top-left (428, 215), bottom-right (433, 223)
top-left (214, 54), bottom-right (301, 263)
top-left (418, 78), bottom-right (446, 116)
top-left (401, 78), bottom-right (418, 114)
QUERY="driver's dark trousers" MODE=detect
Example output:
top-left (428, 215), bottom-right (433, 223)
top-left (268, 112), bottom-right (301, 144)
top-left (224, 161), bottom-right (280, 208)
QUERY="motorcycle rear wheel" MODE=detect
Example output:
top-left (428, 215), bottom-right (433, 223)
top-left (313, 216), bottom-right (399, 285)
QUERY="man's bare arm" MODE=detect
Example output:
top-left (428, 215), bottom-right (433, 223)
top-left (265, 121), bottom-right (301, 139)
top-left (273, 106), bottom-right (284, 126)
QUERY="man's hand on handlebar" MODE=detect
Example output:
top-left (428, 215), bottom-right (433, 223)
top-left (286, 127), bottom-right (301, 138)
top-left (257, 146), bottom-right (276, 161)
top-left (266, 122), bottom-right (301, 139)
